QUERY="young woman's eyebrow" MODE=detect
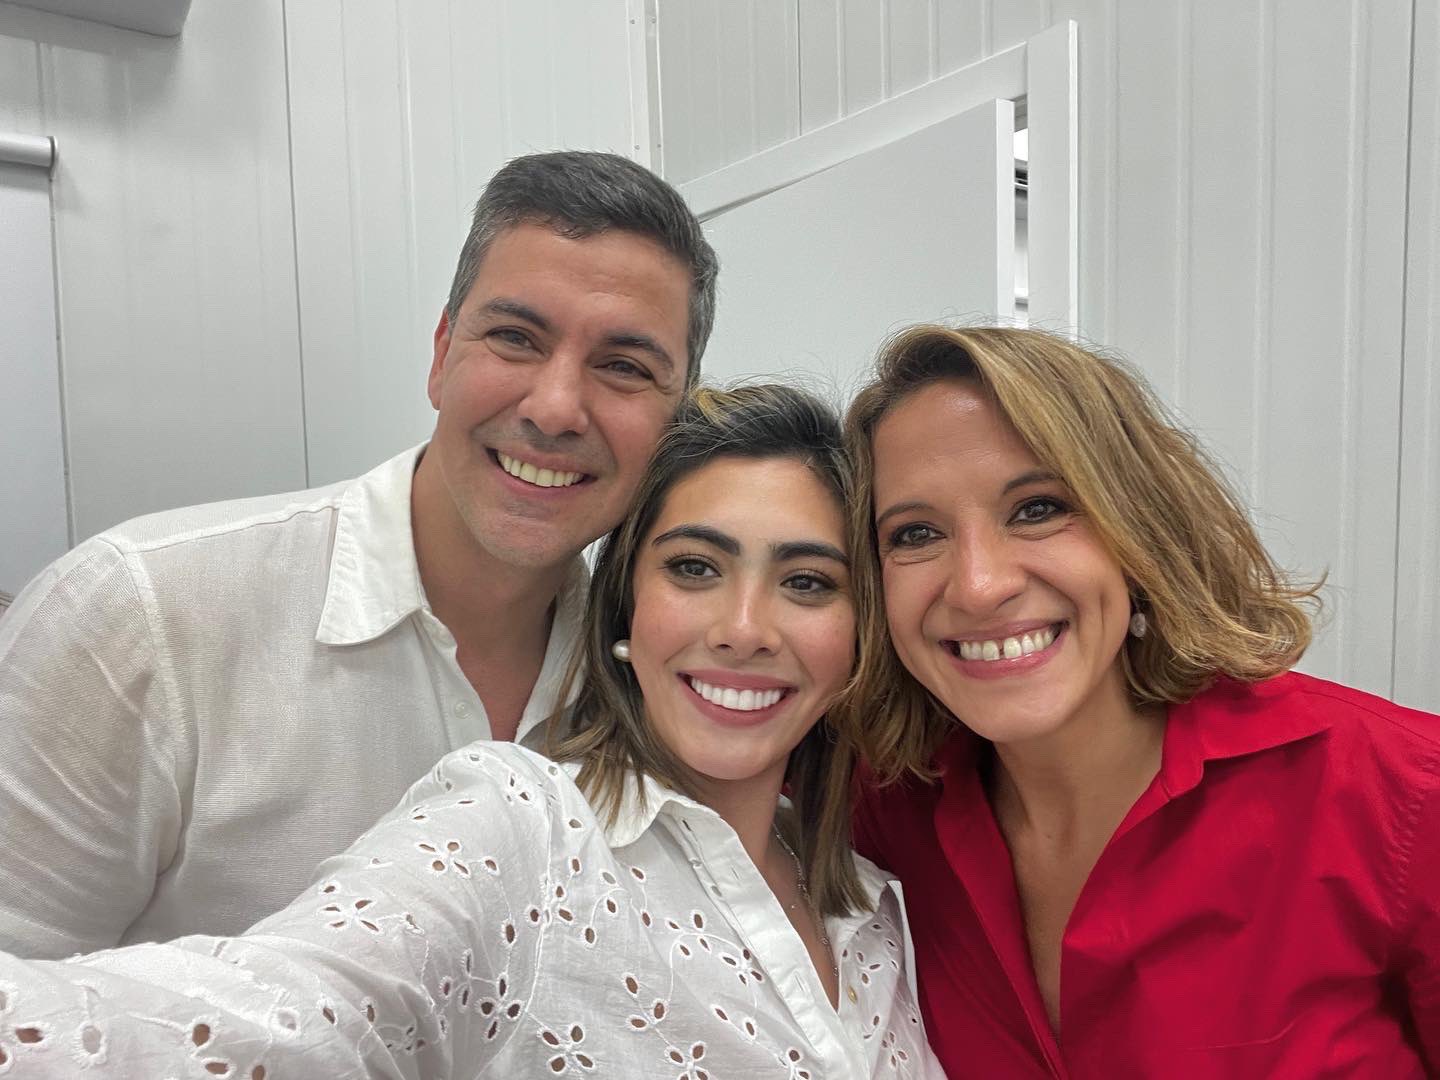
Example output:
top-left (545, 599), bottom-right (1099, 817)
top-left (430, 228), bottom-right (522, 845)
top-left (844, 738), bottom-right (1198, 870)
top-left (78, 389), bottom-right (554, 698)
top-left (650, 524), bottom-right (738, 555)
top-left (772, 540), bottom-right (848, 566)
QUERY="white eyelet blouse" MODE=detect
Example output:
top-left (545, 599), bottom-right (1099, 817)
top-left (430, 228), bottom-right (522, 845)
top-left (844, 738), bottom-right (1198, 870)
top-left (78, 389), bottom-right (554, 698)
top-left (0, 743), bottom-right (945, 1079)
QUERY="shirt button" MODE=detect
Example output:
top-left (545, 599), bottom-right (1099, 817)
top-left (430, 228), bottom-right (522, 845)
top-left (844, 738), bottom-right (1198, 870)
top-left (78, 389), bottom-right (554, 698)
top-left (847, 986), bottom-right (858, 1003)
top-left (453, 701), bottom-right (469, 717)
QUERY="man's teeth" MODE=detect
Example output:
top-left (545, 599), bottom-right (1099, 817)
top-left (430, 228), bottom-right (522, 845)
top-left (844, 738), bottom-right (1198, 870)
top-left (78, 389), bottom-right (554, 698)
top-left (687, 677), bottom-right (785, 712)
top-left (955, 624), bottom-right (1059, 662)
top-left (497, 452), bottom-right (583, 489)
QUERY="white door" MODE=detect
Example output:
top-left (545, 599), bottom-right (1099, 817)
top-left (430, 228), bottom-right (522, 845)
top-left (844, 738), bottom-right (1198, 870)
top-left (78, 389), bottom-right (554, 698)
top-left (694, 99), bottom-right (1017, 399)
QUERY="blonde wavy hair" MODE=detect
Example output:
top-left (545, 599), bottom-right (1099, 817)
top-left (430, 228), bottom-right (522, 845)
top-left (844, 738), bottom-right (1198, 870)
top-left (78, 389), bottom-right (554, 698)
top-left (844, 325), bottom-right (1322, 781)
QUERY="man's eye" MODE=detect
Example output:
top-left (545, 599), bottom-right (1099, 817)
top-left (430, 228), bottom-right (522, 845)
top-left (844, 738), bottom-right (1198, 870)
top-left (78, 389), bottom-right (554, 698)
top-left (888, 523), bottom-right (939, 548)
top-left (603, 357), bottom-right (653, 381)
top-left (490, 328), bottom-right (534, 349)
top-left (1012, 497), bottom-right (1067, 525)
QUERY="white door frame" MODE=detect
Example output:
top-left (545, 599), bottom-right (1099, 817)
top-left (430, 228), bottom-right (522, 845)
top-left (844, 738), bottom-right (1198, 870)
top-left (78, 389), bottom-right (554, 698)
top-left (631, 19), bottom-right (1078, 333)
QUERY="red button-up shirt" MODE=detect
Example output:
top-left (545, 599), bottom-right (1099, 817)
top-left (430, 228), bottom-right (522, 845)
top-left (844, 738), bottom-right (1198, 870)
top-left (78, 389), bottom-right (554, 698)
top-left (855, 672), bottom-right (1440, 1078)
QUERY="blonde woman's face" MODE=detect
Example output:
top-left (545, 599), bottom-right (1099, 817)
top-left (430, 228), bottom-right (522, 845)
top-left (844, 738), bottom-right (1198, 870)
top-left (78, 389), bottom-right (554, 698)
top-left (872, 379), bottom-right (1134, 745)
top-left (627, 456), bottom-right (855, 802)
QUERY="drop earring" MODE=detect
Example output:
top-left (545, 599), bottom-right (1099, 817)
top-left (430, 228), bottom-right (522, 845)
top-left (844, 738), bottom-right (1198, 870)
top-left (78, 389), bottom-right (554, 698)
top-left (611, 639), bottom-right (632, 662)
top-left (1129, 611), bottom-right (1148, 639)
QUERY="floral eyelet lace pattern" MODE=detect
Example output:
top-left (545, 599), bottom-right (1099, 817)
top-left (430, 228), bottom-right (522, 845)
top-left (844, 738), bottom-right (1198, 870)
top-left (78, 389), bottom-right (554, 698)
top-left (0, 744), bottom-right (943, 1078)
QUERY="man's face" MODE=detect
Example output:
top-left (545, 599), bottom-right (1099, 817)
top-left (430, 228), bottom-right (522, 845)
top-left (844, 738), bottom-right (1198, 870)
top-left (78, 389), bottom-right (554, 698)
top-left (425, 222), bottom-right (692, 572)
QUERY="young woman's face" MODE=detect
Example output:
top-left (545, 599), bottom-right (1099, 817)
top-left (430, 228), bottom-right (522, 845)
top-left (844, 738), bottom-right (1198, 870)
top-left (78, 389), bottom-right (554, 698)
top-left (872, 379), bottom-right (1133, 746)
top-left (628, 456), bottom-right (855, 800)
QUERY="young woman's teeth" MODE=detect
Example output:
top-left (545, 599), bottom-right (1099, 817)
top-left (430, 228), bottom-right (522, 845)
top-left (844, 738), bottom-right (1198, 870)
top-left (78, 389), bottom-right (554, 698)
top-left (955, 624), bottom-right (1059, 661)
top-left (687, 677), bottom-right (785, 712)
top-left (497, 452), bottom-right (583, 488)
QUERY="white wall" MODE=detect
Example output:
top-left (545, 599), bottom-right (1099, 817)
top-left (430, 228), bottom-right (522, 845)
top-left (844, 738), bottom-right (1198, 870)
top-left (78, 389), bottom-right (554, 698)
top-left (0, 0), bottom-right (636, 547)
top-left (652, 0), bottom-right (1438, 710)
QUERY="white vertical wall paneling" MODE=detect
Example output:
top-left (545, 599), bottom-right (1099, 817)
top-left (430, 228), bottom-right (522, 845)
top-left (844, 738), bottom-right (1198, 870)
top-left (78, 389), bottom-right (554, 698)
top-left (933, 0), bottom-right (987, 78)
top-left (1096, 0), bottom-right (1186, 404)
top-left (840, 0), bottom-right (885, 115)
top-left (1023, 21), bottom-right (1077, 331)
top-left (0, 157), bottom-right (67, 596)
top-left (1177, 0), bottom-right (1267, 490)
top-left (627, 0), bottom-right (663, 167)
top-left (1258, 0), bottom-right (1410, 695)
top-left (1395, 0), bottom-right (1440, 711)
top-left (0, 31), bottom-right (42, 132)
top-left (797, 0), bottom-right (842, 131)
top-left (288, 0), bottom-right (638, 487)
top-left (0, 0), bottom-right (307, 541)
top-left (751, 1), bottom-right (801, 152)
top-left (888, 0), bottom-right (935, 95)
top-left (989, 0), bottom-right (1049, 54)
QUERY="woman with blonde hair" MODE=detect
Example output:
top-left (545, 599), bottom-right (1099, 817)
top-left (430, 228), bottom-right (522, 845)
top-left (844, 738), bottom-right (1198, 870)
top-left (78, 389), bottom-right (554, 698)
top-left (845, 325), bottom-right (1439, 1077)
top-left (0, 385), bottom-right (941, 1079)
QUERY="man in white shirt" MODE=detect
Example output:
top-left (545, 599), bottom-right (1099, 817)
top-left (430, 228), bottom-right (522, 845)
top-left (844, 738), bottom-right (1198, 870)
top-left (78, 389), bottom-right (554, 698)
top-left (0, 151), bottom-right (718, 958)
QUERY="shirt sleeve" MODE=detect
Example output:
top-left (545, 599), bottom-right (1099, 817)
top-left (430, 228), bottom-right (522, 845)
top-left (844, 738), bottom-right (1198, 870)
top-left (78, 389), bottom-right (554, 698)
top-left (0, 541), bottom-right (186, 958)
top-left (0, 744), bottom-right (556, 1078)
top-left (1396, 774), bottom-right (1440, 1071)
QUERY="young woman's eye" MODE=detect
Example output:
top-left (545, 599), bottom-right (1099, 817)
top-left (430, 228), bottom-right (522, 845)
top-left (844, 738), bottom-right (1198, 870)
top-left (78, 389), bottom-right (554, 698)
top-left (1011, 497), bottom-right (1069, 525)
top-left (888, 523), bottom-right (940, 549)
top-left (783, 571), bottom-right (837, 596)
top-left (664, 556), bottom-right (716, 581)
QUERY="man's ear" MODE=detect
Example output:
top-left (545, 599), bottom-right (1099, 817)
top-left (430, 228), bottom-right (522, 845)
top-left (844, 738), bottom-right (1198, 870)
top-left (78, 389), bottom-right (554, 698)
top-left (427, 309), bottom-right (453, 410)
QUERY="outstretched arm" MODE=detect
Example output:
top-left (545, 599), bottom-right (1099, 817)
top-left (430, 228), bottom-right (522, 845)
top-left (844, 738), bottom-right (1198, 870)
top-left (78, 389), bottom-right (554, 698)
top-left (0, 745), bottom-right (555, 1079)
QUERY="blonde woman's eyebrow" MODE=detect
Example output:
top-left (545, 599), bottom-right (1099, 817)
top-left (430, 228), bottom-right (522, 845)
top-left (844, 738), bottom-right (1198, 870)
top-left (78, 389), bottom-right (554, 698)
top-left (1002, 469), bottom-right (1061, 495)
top-left (874, 500), bottom-right (932, 532)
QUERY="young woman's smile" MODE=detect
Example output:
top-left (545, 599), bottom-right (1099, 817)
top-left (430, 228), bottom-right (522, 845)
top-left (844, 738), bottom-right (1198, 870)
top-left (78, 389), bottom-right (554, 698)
top-left (627, 456), bottom-right (855, 796)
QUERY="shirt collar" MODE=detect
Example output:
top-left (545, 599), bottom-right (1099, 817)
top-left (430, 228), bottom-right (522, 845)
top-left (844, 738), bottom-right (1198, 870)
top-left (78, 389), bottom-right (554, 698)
top-left (928, 671), bottom-right (1333, 803)
top-left (563, 764), bottom-right (899, 914)
top-left (1157, 671), bottom-right (1333, 799)
top-left (316, 444), bottom-right (430, 645)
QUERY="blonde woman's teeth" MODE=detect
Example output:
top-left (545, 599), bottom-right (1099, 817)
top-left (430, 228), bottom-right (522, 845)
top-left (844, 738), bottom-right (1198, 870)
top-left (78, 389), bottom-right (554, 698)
top-left (498, 452), bottom-right (583, 488)
top-left (956, 624), bottom-right (1058, 661)
top-left (687, 677), bottom-right (785, 711)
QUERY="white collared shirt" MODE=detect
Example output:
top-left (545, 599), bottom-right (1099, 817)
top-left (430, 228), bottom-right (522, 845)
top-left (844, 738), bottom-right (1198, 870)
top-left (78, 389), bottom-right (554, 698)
top-left (0, 446), bottom-right (586, 958)
top-left (0, 743), bottom-right (944, 1079)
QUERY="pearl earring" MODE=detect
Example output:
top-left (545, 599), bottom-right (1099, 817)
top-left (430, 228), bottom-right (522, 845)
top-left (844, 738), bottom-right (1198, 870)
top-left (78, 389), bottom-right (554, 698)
top-left (1129, 611), bottom-right (1148, 638)
top-left (611, 639), bottom-right (632, 662)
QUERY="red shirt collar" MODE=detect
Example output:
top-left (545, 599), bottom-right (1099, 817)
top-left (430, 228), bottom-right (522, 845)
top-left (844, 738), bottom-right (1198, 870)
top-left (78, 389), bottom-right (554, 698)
top-left (931, 672), bottom-right (1332, 794)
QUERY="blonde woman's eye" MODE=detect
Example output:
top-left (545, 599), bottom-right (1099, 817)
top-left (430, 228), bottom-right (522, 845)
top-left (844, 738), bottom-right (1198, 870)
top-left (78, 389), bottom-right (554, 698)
top-left (888, 523), bottom-right (939, 548)
top-left (1012, 497), bottom-right (1067, 525)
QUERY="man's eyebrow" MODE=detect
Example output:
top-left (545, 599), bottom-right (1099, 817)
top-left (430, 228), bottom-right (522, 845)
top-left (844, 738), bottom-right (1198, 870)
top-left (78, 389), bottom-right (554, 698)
top-left (773, 540), bottom-right (848, 567)
top-left (604, 332), bottom-right (676, 379)
top-left (651, 524), bottom-right (738, 555)
top-left (475, 297), bottom-right (551, 332)
top-left (1002, 469), bottom-right (1060, 495)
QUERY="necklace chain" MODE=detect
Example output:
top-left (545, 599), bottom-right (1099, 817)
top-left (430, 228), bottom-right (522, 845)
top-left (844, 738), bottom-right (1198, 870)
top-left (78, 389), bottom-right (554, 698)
top-left (774, 826), bottom-right (839, 979)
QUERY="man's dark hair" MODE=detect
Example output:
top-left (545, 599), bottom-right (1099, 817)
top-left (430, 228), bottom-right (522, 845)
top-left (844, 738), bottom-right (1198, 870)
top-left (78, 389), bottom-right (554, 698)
top-left (446, 151), bottom-right (718, 385)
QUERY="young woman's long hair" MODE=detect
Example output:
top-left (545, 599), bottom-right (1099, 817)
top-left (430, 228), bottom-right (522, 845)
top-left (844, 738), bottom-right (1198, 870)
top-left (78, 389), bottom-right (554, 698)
top-left (550, 383), bottom-right (874, 916)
